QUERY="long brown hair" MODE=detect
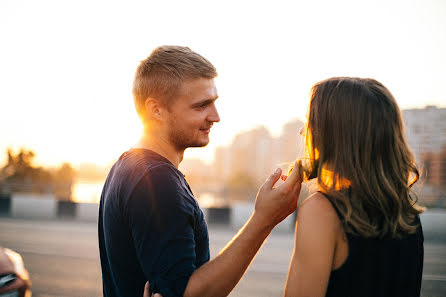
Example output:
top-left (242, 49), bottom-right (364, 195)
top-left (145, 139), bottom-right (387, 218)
top-left (304, 77), bottom-right (424, 238)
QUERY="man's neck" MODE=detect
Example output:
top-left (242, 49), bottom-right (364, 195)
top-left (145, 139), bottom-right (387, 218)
top-left (134, 132), bottom-right (184, 168)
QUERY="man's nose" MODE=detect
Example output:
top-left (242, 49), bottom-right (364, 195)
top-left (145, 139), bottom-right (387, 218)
top-left (208, 104), bottom-right (220, 123)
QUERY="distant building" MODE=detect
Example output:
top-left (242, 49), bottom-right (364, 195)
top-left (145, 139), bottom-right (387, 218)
top-left (214, 147), bottom-right (232, 182)
top-left (403, 106), bottom-right (446, 206)
top-left (421, 148), bottom-right (446, 187)
top-left (403, 106), bottom-right (446, 163)
top-left (213, 120), bottom-right (306, 186)
top-left (231, 126), bottom-right (274, 184)
top-left (274, 119), bottom-right (305, 167)
top-left (179, 158), bottom-right (212, 188)
top-left (210, 120), bottom-right (306, 202)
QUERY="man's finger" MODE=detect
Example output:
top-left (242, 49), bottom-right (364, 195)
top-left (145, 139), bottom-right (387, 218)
top-left (283, 161), bottom-right (302, 187)
top-left (264, 168), bottom-right (282, 189)
top-left (143, 281), bottom-right (150, 297)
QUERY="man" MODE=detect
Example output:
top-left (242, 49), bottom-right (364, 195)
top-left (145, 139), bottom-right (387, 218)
top-left (98, 46), bottom-right (302, 297)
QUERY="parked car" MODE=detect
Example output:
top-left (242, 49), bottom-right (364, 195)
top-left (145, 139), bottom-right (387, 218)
top-left (0, 246), bottom-right (31, 297)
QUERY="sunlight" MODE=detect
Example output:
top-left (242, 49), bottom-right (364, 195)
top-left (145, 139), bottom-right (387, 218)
top-left (72, 181), bottom-right (104, 203)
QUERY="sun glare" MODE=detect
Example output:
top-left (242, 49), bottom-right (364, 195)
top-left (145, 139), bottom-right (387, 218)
top-left (72, 181), bottom-right (104, 203)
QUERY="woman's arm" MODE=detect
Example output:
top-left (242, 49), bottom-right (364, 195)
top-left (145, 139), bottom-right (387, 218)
top-left (283, 192), bottom-right (341, 297)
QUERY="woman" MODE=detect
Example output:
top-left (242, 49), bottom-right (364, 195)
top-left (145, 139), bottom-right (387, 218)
top-left (284, 77), bottom-right (424, 297)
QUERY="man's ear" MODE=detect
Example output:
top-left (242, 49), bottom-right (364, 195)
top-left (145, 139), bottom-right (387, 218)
top-left (144, 98), bottom-right (164, 121)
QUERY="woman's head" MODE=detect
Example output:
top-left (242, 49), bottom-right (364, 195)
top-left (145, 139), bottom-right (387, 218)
top-left (303, 77), bottom-right (423, 238)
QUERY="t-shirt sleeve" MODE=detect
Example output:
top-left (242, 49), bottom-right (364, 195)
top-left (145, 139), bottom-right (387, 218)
top-left (124, 165), bottom-right (197, 297)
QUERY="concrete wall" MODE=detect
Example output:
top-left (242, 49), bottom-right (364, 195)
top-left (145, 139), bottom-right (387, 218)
top-left (77, 203), bottom-right (99, 222)
top-left (0, 194), bottom-right (98, 222)
top-left (0, 195), bottom-right (445, 236)
top-left (11, 194), bottom-right (57, 220)
top-left (420, 208), bottom-right (446, 242)
top-left (230, 202), bottom-right (296, 232)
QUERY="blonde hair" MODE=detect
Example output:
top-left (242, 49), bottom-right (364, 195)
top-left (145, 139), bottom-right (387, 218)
top-left (132, 46), bottom-right (217, 118)
top-left (304, 77), bottom-right (424, 238)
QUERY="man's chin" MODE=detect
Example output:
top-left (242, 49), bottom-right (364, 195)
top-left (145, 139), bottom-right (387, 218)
top-left (190, 141), bottom-right (210, 148)
top-left (188, 138), bottom-right (210, 148)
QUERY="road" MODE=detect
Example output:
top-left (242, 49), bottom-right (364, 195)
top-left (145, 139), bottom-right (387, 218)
top-left (0, 212), bottom-right (445, 297)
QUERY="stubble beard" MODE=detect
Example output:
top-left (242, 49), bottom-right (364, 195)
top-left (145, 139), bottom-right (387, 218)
top-left (168, 124), bottom-right (209, 151)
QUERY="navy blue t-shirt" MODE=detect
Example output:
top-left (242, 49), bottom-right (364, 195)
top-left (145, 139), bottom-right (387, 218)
top-left (98, 148), bottom-right (210, 297)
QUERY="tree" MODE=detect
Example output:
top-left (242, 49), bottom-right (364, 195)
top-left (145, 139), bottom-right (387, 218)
top-left (1, 148), bottom-right (37, 182)
top-left (0, 148), bottom-right (76, 196)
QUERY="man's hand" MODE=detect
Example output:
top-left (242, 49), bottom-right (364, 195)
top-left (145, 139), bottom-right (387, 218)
top-left (143, 281), bottom-right (163, 297)
top-left (253, 160), bottom-right (303, 229)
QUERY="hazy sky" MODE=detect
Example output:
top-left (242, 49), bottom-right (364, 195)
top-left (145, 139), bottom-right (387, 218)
top-left (1, 0), bottom-right (445, 167)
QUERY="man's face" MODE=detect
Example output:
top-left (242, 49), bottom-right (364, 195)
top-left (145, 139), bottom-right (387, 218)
top-left (164, 78), bottom-right (220, 150)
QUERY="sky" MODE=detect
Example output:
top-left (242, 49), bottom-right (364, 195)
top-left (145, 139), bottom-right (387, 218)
top-left (1, 0), bottom-right (445, 168)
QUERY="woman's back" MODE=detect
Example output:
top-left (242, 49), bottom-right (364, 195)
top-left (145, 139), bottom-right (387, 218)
top-left (325, 199), bottom-right (424, 297)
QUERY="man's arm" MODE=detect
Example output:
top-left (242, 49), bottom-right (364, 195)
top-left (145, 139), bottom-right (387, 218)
top-left (127, 166), bottom-right (201, 297)
top-left (142, 163), bottom-right (302, 297)
top-left (183, 164), bottom-right (302, 297)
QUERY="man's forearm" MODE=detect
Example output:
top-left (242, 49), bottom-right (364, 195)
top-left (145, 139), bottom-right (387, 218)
top-left (184, 213), bottom-right (272, 297)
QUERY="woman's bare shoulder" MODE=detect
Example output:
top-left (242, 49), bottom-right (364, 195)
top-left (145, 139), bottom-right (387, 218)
top-left (297, 192), bottom-right (341, 226)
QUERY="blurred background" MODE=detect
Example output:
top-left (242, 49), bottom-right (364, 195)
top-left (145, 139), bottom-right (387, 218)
top-left (0, 0), bottom-right (445, 296)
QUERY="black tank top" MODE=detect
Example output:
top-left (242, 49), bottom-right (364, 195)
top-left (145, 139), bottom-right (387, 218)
top-left (324, 196), bottom-right (424, 297)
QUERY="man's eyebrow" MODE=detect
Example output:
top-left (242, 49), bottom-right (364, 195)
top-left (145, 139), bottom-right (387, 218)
top-left (191, 97), bottom-right (218, 107)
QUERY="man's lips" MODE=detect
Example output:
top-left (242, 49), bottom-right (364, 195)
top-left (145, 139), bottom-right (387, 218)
top-left (200, 126), bottom-right (212, 134)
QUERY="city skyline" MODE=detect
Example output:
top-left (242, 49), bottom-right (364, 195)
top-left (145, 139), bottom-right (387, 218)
top-left (2, 105), bottom-right (444, 205)
top-left (1, 104), bottom-right (445, 169)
